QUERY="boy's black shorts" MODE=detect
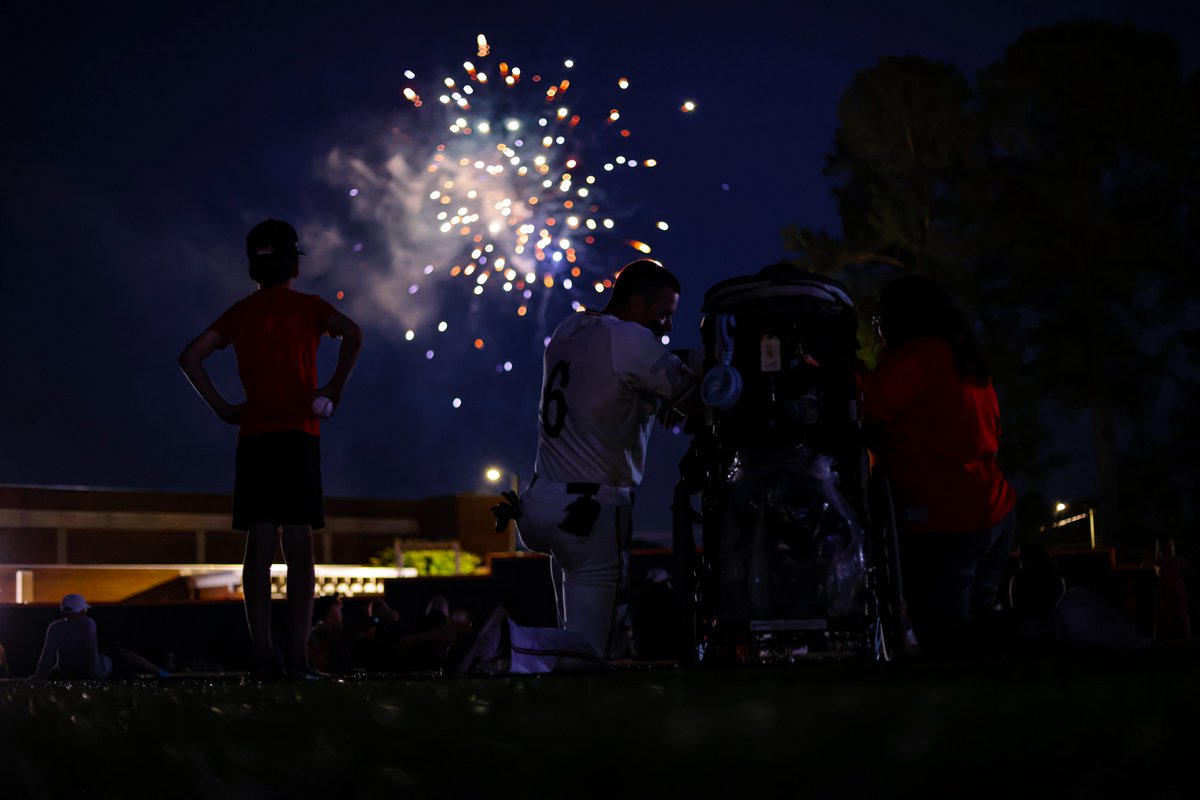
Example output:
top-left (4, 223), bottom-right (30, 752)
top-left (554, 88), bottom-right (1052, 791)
top-left (233, 431), bottom-right (325, 531)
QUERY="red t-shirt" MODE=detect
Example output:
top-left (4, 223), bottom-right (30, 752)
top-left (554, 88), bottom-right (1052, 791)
top-left (209, 286), bottom-right (337, 438)
top-left (858, 337), bottom-right (1016, 534)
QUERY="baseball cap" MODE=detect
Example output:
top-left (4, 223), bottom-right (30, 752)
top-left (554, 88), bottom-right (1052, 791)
top-left (61, 593), bottom-right (90, 613)
top-left (246, 218), bottom-right (306, 261)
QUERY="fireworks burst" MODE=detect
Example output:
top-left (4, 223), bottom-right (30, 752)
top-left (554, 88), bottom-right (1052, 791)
top-left (324, 34), bottom-right (696, 411)
top-left (386, 34), bottom-right (674, 331)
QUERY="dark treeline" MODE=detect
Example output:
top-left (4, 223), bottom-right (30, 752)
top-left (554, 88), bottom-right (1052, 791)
top-left (784, 21), bottom-right (1200, 549)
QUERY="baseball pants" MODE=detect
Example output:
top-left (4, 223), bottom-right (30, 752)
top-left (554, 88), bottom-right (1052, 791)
top-left (515, 478), bottom-right (633, 661)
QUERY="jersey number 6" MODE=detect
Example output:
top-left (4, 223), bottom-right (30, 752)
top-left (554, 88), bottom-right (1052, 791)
top-left (541, 359), bottom-right (570, 438)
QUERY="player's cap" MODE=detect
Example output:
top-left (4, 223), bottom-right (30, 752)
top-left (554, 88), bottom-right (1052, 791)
top-left (60, 593), bottom-right (90, 613)
top-left (246, 218), bottom-right (306, 261)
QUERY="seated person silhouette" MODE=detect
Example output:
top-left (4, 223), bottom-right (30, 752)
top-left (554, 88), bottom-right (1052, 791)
top-left (32, 594), bottom-right (168, 680)
top-left (1008, 542), bottom-right (1145, 654)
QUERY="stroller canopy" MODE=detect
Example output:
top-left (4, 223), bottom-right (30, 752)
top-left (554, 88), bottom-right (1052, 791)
top-left (702, 265), bottom-right (855, 317)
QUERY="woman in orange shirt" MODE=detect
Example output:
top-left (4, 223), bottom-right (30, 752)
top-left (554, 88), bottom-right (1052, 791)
top-left (858, 275), bottom-right (1016, 657)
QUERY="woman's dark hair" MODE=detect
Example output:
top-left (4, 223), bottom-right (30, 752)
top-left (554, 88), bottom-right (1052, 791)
top-left (1010, 540), bottom-right (1064, 614)
top-left (1017, 540), bottom-right (1056, 573)
top-left (313, 593), bottom-right (342, 624)
top-left (877, 274), bottom-right (990, 385)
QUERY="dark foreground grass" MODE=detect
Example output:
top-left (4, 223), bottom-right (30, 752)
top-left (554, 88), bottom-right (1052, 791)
top-left (3, 653), bottom-right (1199, 798)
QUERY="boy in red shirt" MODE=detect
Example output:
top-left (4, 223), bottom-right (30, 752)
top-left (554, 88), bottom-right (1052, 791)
top-left (179, 219), bottom-right (363, 680)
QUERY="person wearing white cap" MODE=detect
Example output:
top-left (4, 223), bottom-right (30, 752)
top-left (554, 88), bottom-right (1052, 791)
top-left (32, 594), bottom-right (113, 680)
top-left (31, 594), bottom-right (168, 681)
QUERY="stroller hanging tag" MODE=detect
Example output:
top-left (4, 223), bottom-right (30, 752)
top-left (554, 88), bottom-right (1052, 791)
top-left (760, 334), bottom-right (781, 372)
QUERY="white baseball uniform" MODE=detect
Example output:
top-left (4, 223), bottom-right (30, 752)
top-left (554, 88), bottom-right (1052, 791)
top-left (514, 311), bottom-right (697, 668)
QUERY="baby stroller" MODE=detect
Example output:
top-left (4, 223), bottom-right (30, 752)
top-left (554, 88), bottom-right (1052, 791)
top-left (672, 265), bottom-right (905, 664)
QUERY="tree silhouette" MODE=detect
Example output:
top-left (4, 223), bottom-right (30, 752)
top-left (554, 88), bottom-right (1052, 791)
top-left (782, 53), bottom-right (1057, 486)
top-left (974, 22), bottom-right (1197, 545)
top-left (784, 22), bottom-right (1200, 547)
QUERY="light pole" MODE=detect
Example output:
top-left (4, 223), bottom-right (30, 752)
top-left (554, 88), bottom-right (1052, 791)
top-left (485, 465), bottom-right (520, 552)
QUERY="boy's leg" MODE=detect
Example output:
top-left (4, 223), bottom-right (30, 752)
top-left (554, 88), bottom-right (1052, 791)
top-left (244, 523), bottom-right (279, 669)
top-left (281, 524), bottom-right (316, 669)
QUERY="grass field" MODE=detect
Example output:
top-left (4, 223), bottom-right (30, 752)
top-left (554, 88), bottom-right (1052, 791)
top-left (3, 652), bottom-right (1198, 798)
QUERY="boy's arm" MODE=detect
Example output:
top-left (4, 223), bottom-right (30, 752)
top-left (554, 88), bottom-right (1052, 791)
top-left (178, 329), bottom-right (243, 425)
top-left (314, 312), bottom-right (364, 410)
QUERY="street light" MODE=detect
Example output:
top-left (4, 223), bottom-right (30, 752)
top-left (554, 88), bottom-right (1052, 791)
top-left (484, 465), bottom-right (520, 493)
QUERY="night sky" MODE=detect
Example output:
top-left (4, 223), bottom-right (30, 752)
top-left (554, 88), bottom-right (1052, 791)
top-left (3, 1), bottom-right (1197, 539)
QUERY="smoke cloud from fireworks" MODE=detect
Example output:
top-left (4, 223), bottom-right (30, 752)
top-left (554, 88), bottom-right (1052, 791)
top-left (305, 33), bottom-right (692, 381)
